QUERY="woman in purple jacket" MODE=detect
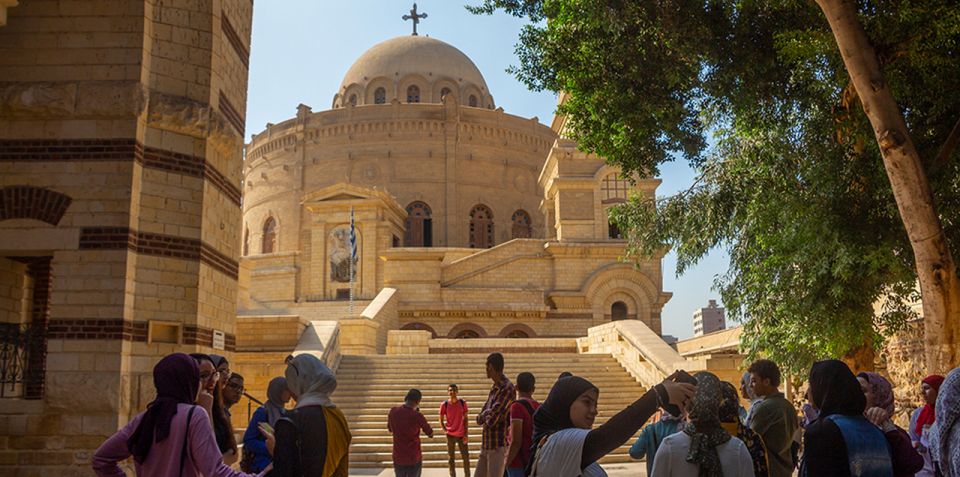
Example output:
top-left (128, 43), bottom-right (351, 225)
top-left (92, 353), bottom-right (268, 477)
top-left (857, 372), bottom-right (924, 477)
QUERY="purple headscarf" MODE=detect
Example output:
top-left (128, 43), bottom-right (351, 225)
top-left (858, 371), bottom-right (895, 414)
top-left (127, 353), bottom-right (200, 464)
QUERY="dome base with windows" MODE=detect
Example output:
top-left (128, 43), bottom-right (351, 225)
top-left (238, 36), bottom-right (669, 341)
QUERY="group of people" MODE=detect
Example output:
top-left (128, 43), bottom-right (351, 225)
top-left (92, 352), bottom-right (350, 477)
top-left (91, 349), bottom-right (960, 477)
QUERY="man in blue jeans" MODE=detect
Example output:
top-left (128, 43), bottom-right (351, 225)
top-left (505, 372), bottom-right (539, 477)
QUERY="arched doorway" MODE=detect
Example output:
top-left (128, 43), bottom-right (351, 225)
top-left (611, 301), bottom-right (628, 321)
top-left (404, 201), bottom-right (432, 247)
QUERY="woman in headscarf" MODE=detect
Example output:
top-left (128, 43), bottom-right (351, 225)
top-left (263, 354), bottom-right (351, 477)
top-left (857, 372), bottom-right (924, 477)
top-left (800, 359), bottom-right (893, 477)
top-left (242, 377), bottom-right (290, 473)
top-left (92, 353), bottom-right (266, 477)
top-left (190, 353), bottom-right (238, 465)
top-left (908, 374), bottom-right (945, 477)
top-left (651, 372), bottom-right (755, 476)
top-left (719, 381), bottom-right (768, 477)
top-left (933, 368), bottom-right (960, 477)
top-left (527, 373), bottom-right (696, 477)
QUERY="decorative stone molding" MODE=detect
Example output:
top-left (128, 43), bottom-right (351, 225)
top-left (145, 91), bottom-right (243, 155)
top-left (0, 81), bottom-right (143, 119)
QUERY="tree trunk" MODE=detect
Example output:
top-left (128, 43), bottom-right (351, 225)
top-left (816, 0), bottom-right (960, 372)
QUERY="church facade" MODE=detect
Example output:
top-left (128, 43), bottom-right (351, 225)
top-left (237, 35), bottom-right (672, 341)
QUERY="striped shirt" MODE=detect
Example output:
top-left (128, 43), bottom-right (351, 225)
top-left (478, 375), bottom-right (516, 450)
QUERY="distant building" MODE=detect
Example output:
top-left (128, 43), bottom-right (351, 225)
top-left (693, 300), bottom-right (726, 337)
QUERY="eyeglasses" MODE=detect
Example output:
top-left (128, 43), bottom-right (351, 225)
top-left (200, 371), bottom-right (220, 381)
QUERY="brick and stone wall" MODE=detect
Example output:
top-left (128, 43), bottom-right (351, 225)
top-left (0, 1), bottom-right (252, 474)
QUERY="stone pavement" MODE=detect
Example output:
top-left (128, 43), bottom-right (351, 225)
top-left (347, 462), bottom-right (649, 476)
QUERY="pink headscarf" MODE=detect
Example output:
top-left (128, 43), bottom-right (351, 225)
top-left (858, 371), bottom-right (894, 414)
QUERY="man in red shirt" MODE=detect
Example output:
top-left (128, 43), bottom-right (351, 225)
top-left (506, 372), bottom-right (539, 477)
top-left (439, 384), bottom-right (470, 477)
top-left (388, 389), bottom-right (434, 477)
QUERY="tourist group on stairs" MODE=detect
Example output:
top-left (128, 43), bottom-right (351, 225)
top-left (90, 350), bottom-right (960, 477)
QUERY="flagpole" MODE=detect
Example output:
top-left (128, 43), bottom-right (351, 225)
top-left (349, 207), bottom-right (355, 317)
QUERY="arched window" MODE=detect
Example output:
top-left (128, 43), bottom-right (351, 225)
top-left (404, 201), bottom-right (432, 247)
top-left (611, 301), bottom-right (628, 321)
top-left (609, 221), bottom-right (623, 239)
top-left (469, 205), bottom-right (494, 249)
top-left (407, 85), bottom-right (420, 103)
top-left (348, 94), bottom-right (357, 106)
top-left (374, 87), bottom-right (386, 105)
top-left (455, 329), bottom-right (480, 339)
top-left (505, 329), bottom-right (529, 338)
top-left (601, 172), bottom-right (630, 204)
top-left (262, 217), bottom-right (276, 254)
top-left (511, 209), bottom-right (532, 239)
top-left (243, 227), bottom-right (249, 256)
top-left (468, 95), bottom-right (478, 107)
top-left (440, 87), bottom-right (451, 101)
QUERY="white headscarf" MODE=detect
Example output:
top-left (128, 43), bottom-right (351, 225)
top-left (936, 367), bottom-right (960, 476)
top-left (285, 354), bottom-right (337, 408)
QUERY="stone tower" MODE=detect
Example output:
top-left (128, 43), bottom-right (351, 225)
top-left (0, 2), bottom-right (253, 475)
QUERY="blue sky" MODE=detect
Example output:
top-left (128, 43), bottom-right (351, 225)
top-left (245, 0), bottom-right (730, 339)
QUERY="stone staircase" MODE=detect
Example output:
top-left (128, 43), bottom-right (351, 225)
top-left (333, 353), bottom-right (647, 469)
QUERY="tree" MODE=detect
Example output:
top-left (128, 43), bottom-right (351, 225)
top-left (471, 0), bottom-right (960, 373)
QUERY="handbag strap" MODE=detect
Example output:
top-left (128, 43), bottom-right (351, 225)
top-left (179, 406), bottom-right (197, 477)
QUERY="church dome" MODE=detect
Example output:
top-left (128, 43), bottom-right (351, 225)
top-left (335, 36), bottom-right (494, 108)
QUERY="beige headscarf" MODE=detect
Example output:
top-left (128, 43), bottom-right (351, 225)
top-left (284, 354), bottom-right (337, 408)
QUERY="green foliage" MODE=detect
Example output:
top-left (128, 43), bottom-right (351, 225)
top-left (473, 0), bottom-right (960, 374)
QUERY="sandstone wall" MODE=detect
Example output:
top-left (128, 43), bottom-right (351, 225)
top-left (0, 1), bottom-right (252, 474)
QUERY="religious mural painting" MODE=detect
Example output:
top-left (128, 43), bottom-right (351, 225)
top-left (329, 226), bottom-right (358, 283)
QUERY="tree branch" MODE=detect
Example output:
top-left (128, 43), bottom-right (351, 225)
top-left (932, 115), bottom-right (960, 173)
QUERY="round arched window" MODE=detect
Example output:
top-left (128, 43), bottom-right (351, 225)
top-left (440, 87), bottom-right (452, 101)
top-left (374, 87), bottom-right (386, 104)
top-left (407, 85), bottom-right (421, 103)
top-left (468, 95), bottom-right (478, 107)
top-left (506, 329), bottom-right (529, 338)
top-left (348, 94), bottom-right (357, 106)
top-left (455, 329), bottom-right (480, 339)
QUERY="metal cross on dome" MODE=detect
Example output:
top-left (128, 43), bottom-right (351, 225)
top-left (402, 3), bottom-right (428, 36)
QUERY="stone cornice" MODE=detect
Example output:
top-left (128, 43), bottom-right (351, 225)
top-left (246, 103), bottom-right (557, 165)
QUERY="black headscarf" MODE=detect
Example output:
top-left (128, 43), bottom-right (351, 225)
top-left (127, 353), bottom-right (199, 464)
top-left (209, 354), bottom-right (228, 371)
top-left (528, 376), bottom-right (598, 474)
top-left (808, 359), bottom-right (865, 418)
top-left (683, 372), bottom-right (731, 477)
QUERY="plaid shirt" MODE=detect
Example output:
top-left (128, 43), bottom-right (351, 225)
top-left (477, 375), bottom-right (516, 450)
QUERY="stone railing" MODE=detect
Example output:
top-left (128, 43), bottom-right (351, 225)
top-left (578, 321), bottom-right (706, 389)
top-left (441, 239), bottom-right (546, 285)
top-left (338, 287), bottom-right (398, 355)
top-left (292, 320), bottom-right (343, 372)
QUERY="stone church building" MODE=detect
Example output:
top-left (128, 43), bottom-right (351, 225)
top-left (237, 34), bottom-right (672, 342)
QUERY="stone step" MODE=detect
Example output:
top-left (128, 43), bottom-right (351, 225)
top-left (333, 352), bottom-right (643, 469)
top-left (345, 449), bottom-right (637, 467)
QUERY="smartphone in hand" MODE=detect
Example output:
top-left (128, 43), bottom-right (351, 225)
top-left (258, 422), bottom-right (274, 435)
